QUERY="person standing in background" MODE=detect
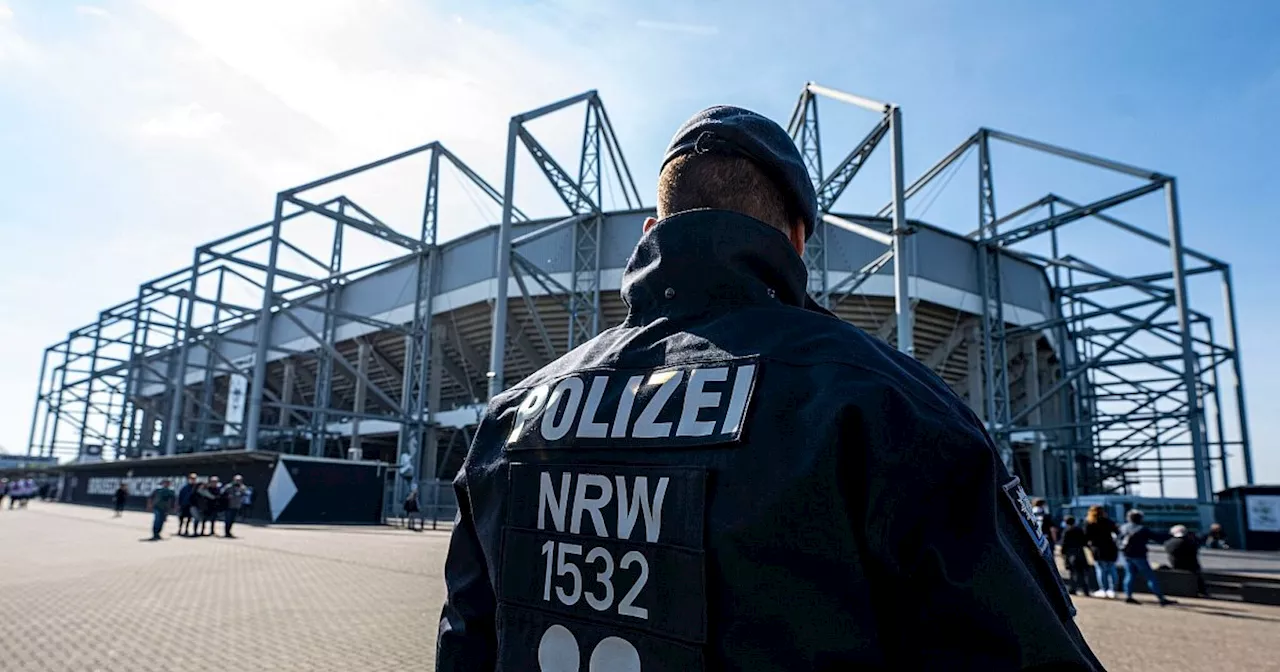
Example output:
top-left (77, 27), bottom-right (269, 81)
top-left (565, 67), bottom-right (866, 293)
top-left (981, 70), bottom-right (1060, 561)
top-left (1203, 523), bottom-right (1231, 549)
top-left (146, 479), bottom-right (177, 541)
top-left (220, 475), bottom-right (246, 538)
top-left (1165, 525), bottom-right (1208, 597)
top-left (177, 474), bottom-right (197, 537)
top-left (238, 485), bottom-right (253, 521)
top-left (196, 478), bottom-right (219, 536)
top-left (1033, 498), bottom-right (1060, 547)
top-left (1060, 516), bottom-right (1091, 597)
top-left (112, 482), bottom-right (129, 517)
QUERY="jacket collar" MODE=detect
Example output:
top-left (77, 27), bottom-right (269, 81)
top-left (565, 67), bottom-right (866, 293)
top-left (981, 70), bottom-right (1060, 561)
top-left (621, 209), bottom-right (828, 324)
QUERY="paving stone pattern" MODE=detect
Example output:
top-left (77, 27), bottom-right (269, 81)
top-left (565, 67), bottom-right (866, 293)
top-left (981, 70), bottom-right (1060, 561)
top-left (2, 502), bottom-right (1278, 671)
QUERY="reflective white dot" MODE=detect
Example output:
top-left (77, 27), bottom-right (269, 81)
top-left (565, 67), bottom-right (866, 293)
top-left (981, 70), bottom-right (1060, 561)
top-left (588, 636), bottom-right (640, 672)
top-left (538, 624), bottom-right (580, 672)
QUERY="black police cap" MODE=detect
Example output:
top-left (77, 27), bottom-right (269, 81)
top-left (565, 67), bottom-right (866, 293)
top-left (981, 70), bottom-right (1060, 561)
top-left (660, 105), bottom-right (818, 240)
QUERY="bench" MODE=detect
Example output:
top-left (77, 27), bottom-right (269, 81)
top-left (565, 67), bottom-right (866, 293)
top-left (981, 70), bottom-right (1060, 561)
top-left (1240, 583), bottom-right (1280, 606)
top-left (1116, 565), bottom-right (1202, 598)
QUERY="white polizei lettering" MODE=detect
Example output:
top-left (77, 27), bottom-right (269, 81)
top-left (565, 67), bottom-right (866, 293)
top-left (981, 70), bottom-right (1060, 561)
top-left (631, 370), bottom-right (684, 438)
top-left (720, 364), bottom-right (757, 435)
top-left (610, 375), bottom-right (644, 438)
top-left (541, 377), bottom-right (586, 441)
top-left (676, 367), bottom-right (728, 437)
top-left (615, 475), bottom-right (669, 543)
top-left (569, 474), bottom-right (613, 537)
top-left (575, 376), bottom-right (611, 438)
top-left (538, 472), bottom-right (571, 532)
top-left (507, 384), bottom-right (550, 443)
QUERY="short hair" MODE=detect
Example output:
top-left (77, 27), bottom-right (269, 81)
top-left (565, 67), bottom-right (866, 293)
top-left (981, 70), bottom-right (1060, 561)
top-left (1064, 515), bottom-right (1076, 526)
top-left (1032, 498), bottom-right (1047, 508)
top-left (1127, 509), bottom-right (1144, 523)
top-left (656, 153), bottom-right (800, 234)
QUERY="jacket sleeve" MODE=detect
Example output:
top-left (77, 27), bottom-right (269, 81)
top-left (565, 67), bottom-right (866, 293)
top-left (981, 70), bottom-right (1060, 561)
top-left (435, 468), bottom-right (497, 672)
top-left (855, 388), bottom-right (1104, 671)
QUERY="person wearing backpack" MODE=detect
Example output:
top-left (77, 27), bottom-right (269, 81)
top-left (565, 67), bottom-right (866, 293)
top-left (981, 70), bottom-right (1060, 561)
top-left (1118, 509), bottom-right (1175, 606)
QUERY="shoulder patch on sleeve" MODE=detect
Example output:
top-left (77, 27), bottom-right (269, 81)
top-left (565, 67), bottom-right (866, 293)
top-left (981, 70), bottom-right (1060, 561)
top-left (1002, 477), bottom-right (1049, 556)
top-left (1002, 476), bottom-right (1078, 619)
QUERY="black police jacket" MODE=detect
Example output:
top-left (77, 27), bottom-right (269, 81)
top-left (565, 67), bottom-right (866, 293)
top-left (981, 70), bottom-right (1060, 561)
top-left (437, 209), bottom-right (1103, 671)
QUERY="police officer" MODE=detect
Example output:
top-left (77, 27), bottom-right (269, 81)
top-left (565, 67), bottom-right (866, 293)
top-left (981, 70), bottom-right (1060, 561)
top-left (437, 105), bottom-right (1104, 670)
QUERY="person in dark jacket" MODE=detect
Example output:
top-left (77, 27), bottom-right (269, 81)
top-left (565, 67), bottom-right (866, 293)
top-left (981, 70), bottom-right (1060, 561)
top-left (1118, 509), bottom-right (1175, 606)
top-left (435, 105), bottom-right (1103, 671)
top-left (1060, 516), bottom-right (1091, 596)
top-left (1083, 505), bottom-right (1120, 599)
top-left (196, 479), bottom-right (220, 536)
top-left (403, 485), bottom-right (422, 532)
top-left (1202, 522), bottom-right (1230, 549)
top-left (220, 475), bottom-right (246, 538)
top-left (1033, 498), bottom-right (1060, 546)
top-left (177, 473), bottom-right (197, 537)
top-left (1164, 525), bottom-right (1208, 597)
top-left (112, 482), bottom-right (129, 517)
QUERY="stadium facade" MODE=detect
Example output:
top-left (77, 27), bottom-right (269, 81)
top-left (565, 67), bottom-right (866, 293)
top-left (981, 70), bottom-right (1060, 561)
top-left (25, 84), bottom-right (1254, 512)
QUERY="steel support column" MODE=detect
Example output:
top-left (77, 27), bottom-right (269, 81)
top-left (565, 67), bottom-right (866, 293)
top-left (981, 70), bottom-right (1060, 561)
top-left (889, 107), bottom-right (913, 356)
top-left (1221, 267), bottom-right (1254, 484)
top-left (1163, 180), bottom-right (1210, 505)
top-left (488, 120), bottom-right (519, 398)
top-left (245, 196), bottom-right (285, 451)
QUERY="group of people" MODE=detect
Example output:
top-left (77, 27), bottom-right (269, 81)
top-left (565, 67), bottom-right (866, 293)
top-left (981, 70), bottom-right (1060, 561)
top-left (0, 477), bottom-right (46, 508)
top-left (138, 473), bottom-right (249, 541)
top-left (1046, 502), bottom-right (1229, 605)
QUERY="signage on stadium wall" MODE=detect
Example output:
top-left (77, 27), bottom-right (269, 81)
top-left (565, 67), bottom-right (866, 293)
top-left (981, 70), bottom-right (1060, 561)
top-left (224, 373), bottom-right (249, 437)
top-left (86, 475), bottom-right (190, 498)
top-left (67, 455), bottom-right (385, 525)
top-left (69, 461), bottom-right (275, 521)
top-left (1247, 495), bottom-right (1280, 533)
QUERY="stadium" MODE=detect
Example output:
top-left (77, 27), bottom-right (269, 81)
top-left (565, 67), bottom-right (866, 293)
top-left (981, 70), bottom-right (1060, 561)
top-left (24, 83), bottom-right (1255, 518)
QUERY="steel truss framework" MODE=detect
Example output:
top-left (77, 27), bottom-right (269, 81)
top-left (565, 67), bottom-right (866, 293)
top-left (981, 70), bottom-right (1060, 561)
top-left (28, 84), bottom-right (1252, 507)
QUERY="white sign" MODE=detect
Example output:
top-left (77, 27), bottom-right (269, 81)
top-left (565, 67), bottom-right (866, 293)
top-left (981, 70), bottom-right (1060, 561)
top-left (224, 373), bottom-right (249, 436)
top-left (1246, 495), bottom-right (1280, 533)
top-left (87, 475), bottom-right (187, 498)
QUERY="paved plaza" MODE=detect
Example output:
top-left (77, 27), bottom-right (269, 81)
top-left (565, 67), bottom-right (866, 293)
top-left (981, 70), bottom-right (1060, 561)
top-left (2, 502), bottom-right (1278, 671)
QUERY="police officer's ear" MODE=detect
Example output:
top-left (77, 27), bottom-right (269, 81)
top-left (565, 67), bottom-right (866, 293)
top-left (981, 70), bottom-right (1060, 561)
top-left (787, 217), bottom-right (805, 257)
top-left (643, 216), bottom-right (658, 233)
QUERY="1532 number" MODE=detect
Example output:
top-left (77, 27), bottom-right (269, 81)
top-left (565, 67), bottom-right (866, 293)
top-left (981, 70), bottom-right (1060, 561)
top-left (540, 540), bottom-right (649, 619)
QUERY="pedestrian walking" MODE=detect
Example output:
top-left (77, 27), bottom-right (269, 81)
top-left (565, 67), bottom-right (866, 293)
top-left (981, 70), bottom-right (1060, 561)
top-left (1119, 509), bottom-right (1175, 606)
top-left (436, 105), bottom-right (1102, 670)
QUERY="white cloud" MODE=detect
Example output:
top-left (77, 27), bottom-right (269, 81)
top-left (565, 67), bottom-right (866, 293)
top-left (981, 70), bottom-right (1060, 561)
top-left (635, 19), bottom-right (719, 36)
top-left (75, 5), bottom-right (109, 18)
top-left (0, 0), bottom-right (691, 462)
top-left (137, 102), bottom-right (227, 139)
top-left (0, 4), bottom-right (39, 65)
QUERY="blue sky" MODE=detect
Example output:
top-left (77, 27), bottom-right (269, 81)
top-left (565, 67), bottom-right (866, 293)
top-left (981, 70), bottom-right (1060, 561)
top-left (0, 0), bottom-right (1276, 493)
